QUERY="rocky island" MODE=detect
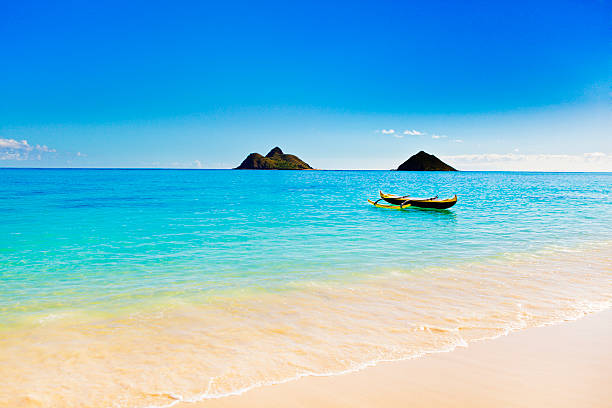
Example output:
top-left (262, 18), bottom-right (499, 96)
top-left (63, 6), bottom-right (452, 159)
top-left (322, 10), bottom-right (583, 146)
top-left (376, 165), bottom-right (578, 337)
top-left (235, 147), bottom-right (313, 170)
top-left (397, 151), bottom-right (457, 171)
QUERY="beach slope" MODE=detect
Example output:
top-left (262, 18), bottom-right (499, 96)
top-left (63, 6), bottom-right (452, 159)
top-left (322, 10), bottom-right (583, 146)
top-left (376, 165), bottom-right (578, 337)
top-left (196, 310), bottom-right (612, 408)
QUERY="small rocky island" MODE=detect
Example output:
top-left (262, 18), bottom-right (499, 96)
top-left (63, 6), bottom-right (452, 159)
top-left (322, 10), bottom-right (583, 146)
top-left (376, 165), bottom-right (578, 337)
top-left (235, 147), bottom-right (313, 170)
top-left (397, 151), bottom-right (457, 171)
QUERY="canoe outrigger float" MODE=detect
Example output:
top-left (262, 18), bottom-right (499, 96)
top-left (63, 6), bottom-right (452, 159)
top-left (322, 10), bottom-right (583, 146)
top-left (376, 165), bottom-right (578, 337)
top-left (368, 191), bottom-right (458, 210)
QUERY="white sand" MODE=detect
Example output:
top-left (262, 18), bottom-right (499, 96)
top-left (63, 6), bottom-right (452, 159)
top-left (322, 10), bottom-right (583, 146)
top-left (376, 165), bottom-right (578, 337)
top-left (193, 309), bottom-right (612, 407)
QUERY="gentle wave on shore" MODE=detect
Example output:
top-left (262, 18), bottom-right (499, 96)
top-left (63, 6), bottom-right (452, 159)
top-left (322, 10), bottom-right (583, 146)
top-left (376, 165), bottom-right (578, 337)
top-left (1, 242), bottom-right (610, 408)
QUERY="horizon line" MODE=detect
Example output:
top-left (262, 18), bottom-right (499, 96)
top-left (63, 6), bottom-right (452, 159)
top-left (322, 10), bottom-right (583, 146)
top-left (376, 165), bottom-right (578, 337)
top-left (1, 167), bottom-right (611, 173)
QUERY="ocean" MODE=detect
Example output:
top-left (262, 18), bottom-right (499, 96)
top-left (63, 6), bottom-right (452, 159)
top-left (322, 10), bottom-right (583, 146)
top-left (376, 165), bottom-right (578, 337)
top-left (1, 169), bottom-right (611, 407)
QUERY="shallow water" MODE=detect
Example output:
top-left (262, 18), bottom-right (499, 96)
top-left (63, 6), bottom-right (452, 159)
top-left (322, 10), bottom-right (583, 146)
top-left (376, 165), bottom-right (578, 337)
top-left (1, 169), bottom-right (611, 407)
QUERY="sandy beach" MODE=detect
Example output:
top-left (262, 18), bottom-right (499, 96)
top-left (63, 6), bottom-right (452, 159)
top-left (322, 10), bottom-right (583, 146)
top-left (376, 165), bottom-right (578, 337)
top-left (195, 309), bottom-right (612, 408)
top-left (3, 1), bottom-right (611, 407)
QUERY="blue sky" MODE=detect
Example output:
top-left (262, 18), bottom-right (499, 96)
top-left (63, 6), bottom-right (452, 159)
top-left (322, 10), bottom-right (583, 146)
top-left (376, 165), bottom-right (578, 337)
top-left (1, 0), bottom-right (610, 170)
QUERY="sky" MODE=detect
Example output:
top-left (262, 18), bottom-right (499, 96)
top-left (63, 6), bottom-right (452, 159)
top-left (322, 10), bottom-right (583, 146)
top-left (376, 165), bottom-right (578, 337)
top-left (1, 0), bottom-right (610, 170)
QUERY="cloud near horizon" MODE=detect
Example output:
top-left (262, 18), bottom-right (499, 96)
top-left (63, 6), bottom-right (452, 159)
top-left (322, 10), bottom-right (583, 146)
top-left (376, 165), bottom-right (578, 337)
top-left (441, 152), bottom-right (612, 171)
top-left (380, 129), bottom-right (426, 139)
top-left (0, 138), bottom-right (57, 161)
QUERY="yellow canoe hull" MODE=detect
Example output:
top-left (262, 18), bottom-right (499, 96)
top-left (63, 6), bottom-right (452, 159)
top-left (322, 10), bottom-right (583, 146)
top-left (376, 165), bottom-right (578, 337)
top-left (379, 191), bottom-right (457, 209)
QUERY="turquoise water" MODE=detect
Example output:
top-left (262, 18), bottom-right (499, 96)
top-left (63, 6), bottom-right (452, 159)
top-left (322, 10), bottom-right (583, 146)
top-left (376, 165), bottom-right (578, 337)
top-left (2, 169), bottom-right (612, 408)
top-left (1, 169), bottom-right (611, 322)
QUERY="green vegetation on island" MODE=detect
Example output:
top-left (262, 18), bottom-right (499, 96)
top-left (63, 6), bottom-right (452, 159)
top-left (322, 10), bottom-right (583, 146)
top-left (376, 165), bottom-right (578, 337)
top-left (235, 147), bottom-right (313, 170)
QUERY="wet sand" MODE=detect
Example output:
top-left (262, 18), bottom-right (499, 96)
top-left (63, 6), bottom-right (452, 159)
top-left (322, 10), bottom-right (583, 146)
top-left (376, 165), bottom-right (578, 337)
top-left (193, 309), bottom-right (612, 408)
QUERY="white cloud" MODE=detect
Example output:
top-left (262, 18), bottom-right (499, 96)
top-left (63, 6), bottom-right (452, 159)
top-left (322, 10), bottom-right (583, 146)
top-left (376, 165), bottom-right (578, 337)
top-left (159, 160), bottom-right (206, 169)
top-left (441, 152), bottom-right (612, 171)
top-left (454, 139), bottom-right (463, 143)
top-left (36, 145), bottom-right (56, 153)
top-left (380, 129), bottom-right (427, 138)
top-left (431, 134), bottom-right (447, 139)
top-left (584, 152), bottom-right (605, 159)
top-left (0, 139), bottom-right (30, 150)
top-left (0, 138), bottom-right (57, 161)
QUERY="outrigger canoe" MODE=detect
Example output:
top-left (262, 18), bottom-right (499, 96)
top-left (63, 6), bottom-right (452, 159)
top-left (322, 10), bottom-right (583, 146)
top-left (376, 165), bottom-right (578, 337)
top-left (371, 191), bottom-right (458, 209)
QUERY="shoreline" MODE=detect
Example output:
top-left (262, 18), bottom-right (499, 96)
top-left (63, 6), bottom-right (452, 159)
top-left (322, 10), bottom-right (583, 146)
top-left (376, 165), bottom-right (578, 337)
top-left (189, 308), bottom-right (612, 408)
top-left (2, 243), bottom-right (610, 408)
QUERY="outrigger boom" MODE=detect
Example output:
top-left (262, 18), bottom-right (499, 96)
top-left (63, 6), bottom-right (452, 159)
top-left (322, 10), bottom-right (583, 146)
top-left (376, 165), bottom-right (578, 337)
top-left (367, 199), bottom-right (412, 210)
